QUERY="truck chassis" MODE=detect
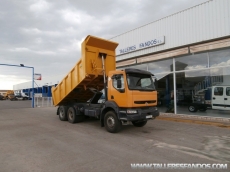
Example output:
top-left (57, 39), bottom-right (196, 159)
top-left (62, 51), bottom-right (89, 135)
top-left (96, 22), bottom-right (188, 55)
top-left (57, 89), bottom-right (159, 133)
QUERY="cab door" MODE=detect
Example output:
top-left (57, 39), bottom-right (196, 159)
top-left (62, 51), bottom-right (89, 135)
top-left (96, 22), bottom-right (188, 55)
top-left (108, 73), bottom-right (128, 107)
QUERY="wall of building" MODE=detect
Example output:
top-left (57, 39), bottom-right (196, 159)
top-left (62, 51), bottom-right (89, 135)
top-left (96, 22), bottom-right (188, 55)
top-left (111, 0), bottom-right (230, 61)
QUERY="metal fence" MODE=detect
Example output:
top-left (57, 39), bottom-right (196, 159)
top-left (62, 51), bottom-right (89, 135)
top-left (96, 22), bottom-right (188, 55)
top-left (35, 97), bottom-right (54, 107)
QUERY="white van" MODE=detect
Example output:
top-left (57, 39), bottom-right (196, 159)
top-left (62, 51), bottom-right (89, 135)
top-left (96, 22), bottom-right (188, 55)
top-left (188, 85), bottom-right (230, 112)
top-left (212, 86), bottom-right (230, 110)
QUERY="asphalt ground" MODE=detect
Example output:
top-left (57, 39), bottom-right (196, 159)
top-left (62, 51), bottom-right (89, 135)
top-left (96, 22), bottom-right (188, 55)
top-left (0, 99), bottom-right (31, 109)
top-left (0, 106), bottom-right (229, 172)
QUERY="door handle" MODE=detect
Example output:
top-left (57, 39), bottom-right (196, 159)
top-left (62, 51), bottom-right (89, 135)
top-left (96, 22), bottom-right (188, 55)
top-left (111, 95), bottom-right (114, 99)
top-left (224, 98), bottom-right (227, 100)
top-left (213, 97), bottom-right (216, 100)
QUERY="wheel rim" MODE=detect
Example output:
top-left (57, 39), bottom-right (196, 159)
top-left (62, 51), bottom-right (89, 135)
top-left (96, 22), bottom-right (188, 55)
top-left (69, 110), bottom-right (73, 121)
top-left (60, 109), bottom-right (64, 118)
top-left (107, 116), bottom-right (115, 128)
top-left (189, 106), bottom-right (195, 111)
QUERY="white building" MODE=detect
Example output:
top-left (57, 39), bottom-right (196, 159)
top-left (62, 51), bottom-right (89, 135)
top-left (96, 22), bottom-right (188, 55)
top-left (110, 0), bottom-right (230, 116)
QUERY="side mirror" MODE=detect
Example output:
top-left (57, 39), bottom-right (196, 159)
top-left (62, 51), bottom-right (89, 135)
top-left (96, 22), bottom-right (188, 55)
top-left (152, 76), bottom-right (157, 82)
top-left (117, 79), bottom-right (122, 88)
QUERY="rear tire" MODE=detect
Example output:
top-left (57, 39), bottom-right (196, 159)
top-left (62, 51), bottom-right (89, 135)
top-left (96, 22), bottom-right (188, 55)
top-left (104, 111), bottom-right (121, 133)
top-left (67, 107), bottom-right (77, 123)
top-left (67, 106), bottom-right (85, 123)
top-left (188, 105), bottom-right (198, 112)
top-left (132, 120), bottom-right (147, 127)
top-left (59, 106), bottom-right (68, 121)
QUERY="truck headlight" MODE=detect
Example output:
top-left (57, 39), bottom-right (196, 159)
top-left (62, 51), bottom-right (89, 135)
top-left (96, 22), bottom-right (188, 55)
top-left (127, 110), bottom-right (137, 114)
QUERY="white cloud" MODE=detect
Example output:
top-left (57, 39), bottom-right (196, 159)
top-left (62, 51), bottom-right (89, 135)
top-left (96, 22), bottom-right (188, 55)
top-left (21, 28), bottom-right (62, 37)
top-left (57, 38), bottom-right (83, 53)
top-left (9, 47), bottom-right (56, 55)
top-left (211, 60), bottom-right (230, 68)
top-left (59, 9), bottom-right (113, 33)
top-left (36, 50), bottom-right (56, 55)
top-left (0, 75), bottom-right (30, 89)
top-left (186, 65), bottom-right (207, 70)
top-left (75, 38), bottom-right (84, 51)
top-left (34, 38), bottom-right (43, 44)
top-left (65, 27), bottom-right (76, 34)
top-left (29, 0), bottom-right (50, 13)
top-left (60, 9), bottom-right (94, 25)
top-left (9, 47), bottom-right (30, 52)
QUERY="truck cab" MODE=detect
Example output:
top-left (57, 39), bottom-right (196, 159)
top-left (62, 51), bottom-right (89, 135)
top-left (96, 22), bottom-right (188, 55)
top-left (99, 68), bottom-right (159, 132)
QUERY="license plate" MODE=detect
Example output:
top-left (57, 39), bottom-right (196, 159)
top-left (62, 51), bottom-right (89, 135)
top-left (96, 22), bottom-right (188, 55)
top-left (146, 115), bottom-right (152, 119)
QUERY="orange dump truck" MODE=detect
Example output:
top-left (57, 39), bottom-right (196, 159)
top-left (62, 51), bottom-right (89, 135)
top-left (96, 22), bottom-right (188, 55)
top-left (52, 35), bottom-right (159, 133)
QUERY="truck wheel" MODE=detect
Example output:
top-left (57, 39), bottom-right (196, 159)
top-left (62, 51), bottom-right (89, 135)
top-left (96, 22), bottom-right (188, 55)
top-left (67, 107), bottom-right (77, 123)
top-left (59, 106), bottom-right (68, 121)
top-left (188, 105), bottom-right (198, 112)
top-left (132, 121), bottom-right (147, 127)
top-left (104, 111), bottom-right (121, 133)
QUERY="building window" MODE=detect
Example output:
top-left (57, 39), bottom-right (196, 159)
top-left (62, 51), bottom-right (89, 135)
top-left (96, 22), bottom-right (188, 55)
top-left (209, 49), bottom-right (230, 67)
top-left (175, 52), bottom-right (208, 71)
top-left (148, 59), bottom-right (173, 73)
top-left (116, 47), bottom-right (230, 118)
top-left (118, 63), bottom-right (147, 71)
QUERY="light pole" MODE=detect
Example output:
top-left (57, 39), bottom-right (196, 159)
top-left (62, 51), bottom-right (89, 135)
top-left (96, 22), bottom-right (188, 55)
top-left (0, 63), bottom-right (35, 108)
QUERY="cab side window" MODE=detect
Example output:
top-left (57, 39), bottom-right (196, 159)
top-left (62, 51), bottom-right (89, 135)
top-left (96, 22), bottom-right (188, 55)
top-left (112, 74), bottom-right (125, 92)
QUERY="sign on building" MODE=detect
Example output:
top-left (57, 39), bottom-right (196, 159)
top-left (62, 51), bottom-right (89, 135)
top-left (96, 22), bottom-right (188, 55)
top-left (118, 36), bottom-right (165, 55)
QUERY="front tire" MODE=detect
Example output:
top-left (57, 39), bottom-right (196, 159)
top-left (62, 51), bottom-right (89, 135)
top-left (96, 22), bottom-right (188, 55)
top-left (132, 120), bottom-right (147, 127)
top-left (104, 111), bottom-right (122, 133)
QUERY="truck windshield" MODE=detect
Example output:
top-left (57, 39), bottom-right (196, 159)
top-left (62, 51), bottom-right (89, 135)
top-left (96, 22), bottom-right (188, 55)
top-left (127, 73), bottom-right (155, 91)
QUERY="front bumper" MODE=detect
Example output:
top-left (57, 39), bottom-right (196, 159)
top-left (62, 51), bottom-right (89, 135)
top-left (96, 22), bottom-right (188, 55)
top-left (118, 107), bottom-right (159, 121)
